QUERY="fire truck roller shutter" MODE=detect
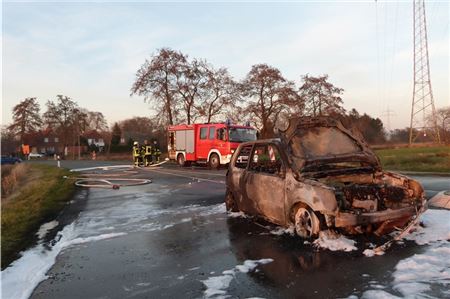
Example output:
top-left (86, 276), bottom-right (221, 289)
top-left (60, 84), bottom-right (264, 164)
top-left (175, 131), bottom-right (186, 151)
top-left (186, 130), bottom-right (194, 153)
top-left (175, 129), bottom-right (194, 153)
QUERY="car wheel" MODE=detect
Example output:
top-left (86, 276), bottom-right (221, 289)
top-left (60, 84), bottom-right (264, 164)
top-left (225, 189), bottom-right (238, 212)
top-left (209, 153), bottom-right (220, 169)
top-left (177, 154), bottom-right (185, 167)
top-left (294, 207), bottom-right (320, 238)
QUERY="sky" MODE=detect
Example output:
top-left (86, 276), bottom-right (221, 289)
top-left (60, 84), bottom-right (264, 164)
top-left (2, 0), bottom-right (449, 130)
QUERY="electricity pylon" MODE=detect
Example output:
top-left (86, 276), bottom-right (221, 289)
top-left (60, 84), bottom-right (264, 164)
top-left (409, 0), bottom-right (440, 144)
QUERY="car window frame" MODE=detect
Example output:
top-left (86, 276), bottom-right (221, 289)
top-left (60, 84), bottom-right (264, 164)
top-left (233, 143), bottom-right (255, 170)
top-left (247, 142), bottom-right (286, 177)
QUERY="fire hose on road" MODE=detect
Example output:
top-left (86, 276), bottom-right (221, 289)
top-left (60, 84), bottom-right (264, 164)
top-left (73, 178), bottom-right (152, 189)
top-left (65, 164), bottom-right (153, 189)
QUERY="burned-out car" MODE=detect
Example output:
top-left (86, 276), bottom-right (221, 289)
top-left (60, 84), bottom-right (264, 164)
top-left (225, 117), bottom-right (425, 238)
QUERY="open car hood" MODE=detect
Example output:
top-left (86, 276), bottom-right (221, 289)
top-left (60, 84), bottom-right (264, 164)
top-left (278, 117), bottom-right (381, 174)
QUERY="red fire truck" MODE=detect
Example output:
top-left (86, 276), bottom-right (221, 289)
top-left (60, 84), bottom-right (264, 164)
top-left (168, 122), bottom-right (257, 168)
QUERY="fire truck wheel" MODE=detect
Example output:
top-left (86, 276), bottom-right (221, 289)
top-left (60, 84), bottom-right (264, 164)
top-left (209, 153), bottom-right (220, 169)
top-left (177, 154), bottom-right (186, 167)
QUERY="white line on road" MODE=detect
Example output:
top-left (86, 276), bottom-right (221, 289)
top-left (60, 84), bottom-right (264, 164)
top-left (144, 168), bottom-right (225, 184)
top-left (147, 167), bottom-right (225, 177)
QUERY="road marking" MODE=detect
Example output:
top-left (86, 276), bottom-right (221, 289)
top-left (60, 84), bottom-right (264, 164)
top-left (70, 165), bottom-right (134, 172)
top-left (144, 167), bottom-right (225, 177)
top-left (145, 168), bottom-right (225, 184)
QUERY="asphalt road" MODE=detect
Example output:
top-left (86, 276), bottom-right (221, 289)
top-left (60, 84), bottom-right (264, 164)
top-left (10, 161), bottom-right (450, 298)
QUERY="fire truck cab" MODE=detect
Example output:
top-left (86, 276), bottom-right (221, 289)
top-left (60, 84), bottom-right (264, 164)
top-left (168, 122), bottom-right (257, 169)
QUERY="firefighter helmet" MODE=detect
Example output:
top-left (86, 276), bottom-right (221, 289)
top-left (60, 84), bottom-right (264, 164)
top-left (133, 141), bottom-right (138, 146)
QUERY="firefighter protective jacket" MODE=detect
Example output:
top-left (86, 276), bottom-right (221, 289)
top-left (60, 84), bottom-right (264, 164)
top-left (133, 146), bottom-right (140, 157)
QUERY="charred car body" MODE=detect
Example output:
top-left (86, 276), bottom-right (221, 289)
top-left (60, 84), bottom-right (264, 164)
top-left (225, 117), bottom-right (425, 238)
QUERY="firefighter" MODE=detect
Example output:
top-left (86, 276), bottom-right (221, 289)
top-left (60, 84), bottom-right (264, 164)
top-left (144, 140), bottom-right (153, 166)
top-left (132, 141), bottom-right (141, 167)
top-left (152, 140), bottom-right (161, 163)
top-left (140, 142), bottom-right (146, 167)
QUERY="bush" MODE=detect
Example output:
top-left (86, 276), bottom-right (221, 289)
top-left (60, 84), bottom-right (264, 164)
top-left (110, 144), bottom-right (131, 153)
top-left (1, 164), bottom-right (28, 198)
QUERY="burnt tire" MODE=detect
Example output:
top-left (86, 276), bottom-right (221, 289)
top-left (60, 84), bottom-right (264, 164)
top-left (177, 154), bottom-right (186, 167)
top-left (209, 153), bottom-right (220, 170)
top-left (225, 189), bottom-right (239, 212)
top-left (294, 207), bottom-right (320, 238)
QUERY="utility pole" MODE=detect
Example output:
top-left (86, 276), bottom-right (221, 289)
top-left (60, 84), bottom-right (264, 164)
top-left (409, 0), bottom-right (440, 145)
top-left (382, 106), bottom-right (396, 132)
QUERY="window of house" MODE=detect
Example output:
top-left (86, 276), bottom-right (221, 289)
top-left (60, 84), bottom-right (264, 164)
top-left (209, 127), bottom-right (216, 140)
top-left (249, 144), bottom-right (283, 175)
top-left (54, 137), bottom-right (59, 142)
top-left (234, 144), bottom-right (253, 169)
top-left (44, 138), bottom-right (49, 143)
top-left (200, 127), bottom-right (208, 140)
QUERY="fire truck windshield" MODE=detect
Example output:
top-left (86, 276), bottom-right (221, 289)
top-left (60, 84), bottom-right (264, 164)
top-left (228, 127), bottom-right (257, 143)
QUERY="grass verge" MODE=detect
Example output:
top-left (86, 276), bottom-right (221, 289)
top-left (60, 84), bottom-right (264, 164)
top-left (1, 164), bottom-right (75, 269)
top-left (375, 146), bottom-right (450, 173)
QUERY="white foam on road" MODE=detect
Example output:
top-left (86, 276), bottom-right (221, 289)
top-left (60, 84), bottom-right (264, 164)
top-left (362, 249), bottom-right (385, 257)
top-left (1, 187), bottom-right (227, 299)
top-left (1, 223), bottom-right (125, 299)
top-left (360, 290), bottom-right (401, 299)
top-left (358, 209), bottom-right (450, 299)
top-left (227, 211), bottom-right (249, 218)
top-left (405, 209), bottom-right (450, 245)
top-left (313, 230), bottom-right (357, 252)
top-left (269, 225), bottom-right (295, 236)
top-left (202, 258), bottom-right (274, 298)
top-left (36, 220), bottom-right (59, 240)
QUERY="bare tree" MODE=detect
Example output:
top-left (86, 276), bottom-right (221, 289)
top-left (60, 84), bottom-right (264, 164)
top-left (86, 111), bottom-right (108, 131)
top-left (120, 117), bottom-right (155, 142)
top-left (241, 64), bottom-right (298, 138)
top-left (299, 74), bottom-right (344, 117)
top-left (175, 58), bottom-right (209, 124)
top-left (131, 48), bottom-right (187, 125)
top-left (197, 66), bottom-right (239, 123)
top-left (71, 108), bottom-right (89, 159)
top-left (436, 106), bottom-right (450, 143)
top-left (8, 97), bottom-right (42, 143)
top-left (43, 95), bottom-right (78, 147)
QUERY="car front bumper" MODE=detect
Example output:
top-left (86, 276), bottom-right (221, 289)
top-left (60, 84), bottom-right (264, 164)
top-left (334, 206), bottom-right (417, 227)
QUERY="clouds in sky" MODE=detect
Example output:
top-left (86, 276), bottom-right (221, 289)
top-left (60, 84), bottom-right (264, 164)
top-left (2, 1), bottom-right (449, 129)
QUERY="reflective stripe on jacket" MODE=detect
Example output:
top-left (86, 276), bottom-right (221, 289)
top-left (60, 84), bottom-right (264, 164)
top-left (145, 145), bottom-right (152, 155)
top-left (133, 146), bottom-right (140, 157)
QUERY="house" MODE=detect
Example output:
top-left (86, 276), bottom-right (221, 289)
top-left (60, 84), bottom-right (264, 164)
top-left (23, 129), bottom-right (63, 155)
top-left (83, 130), bottom-right (105, 151)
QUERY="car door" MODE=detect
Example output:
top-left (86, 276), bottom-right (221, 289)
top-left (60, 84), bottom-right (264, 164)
top-left (229, 144), bottom-right (260, 214)
top-left (243, 143), bottom-right (286, 225)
